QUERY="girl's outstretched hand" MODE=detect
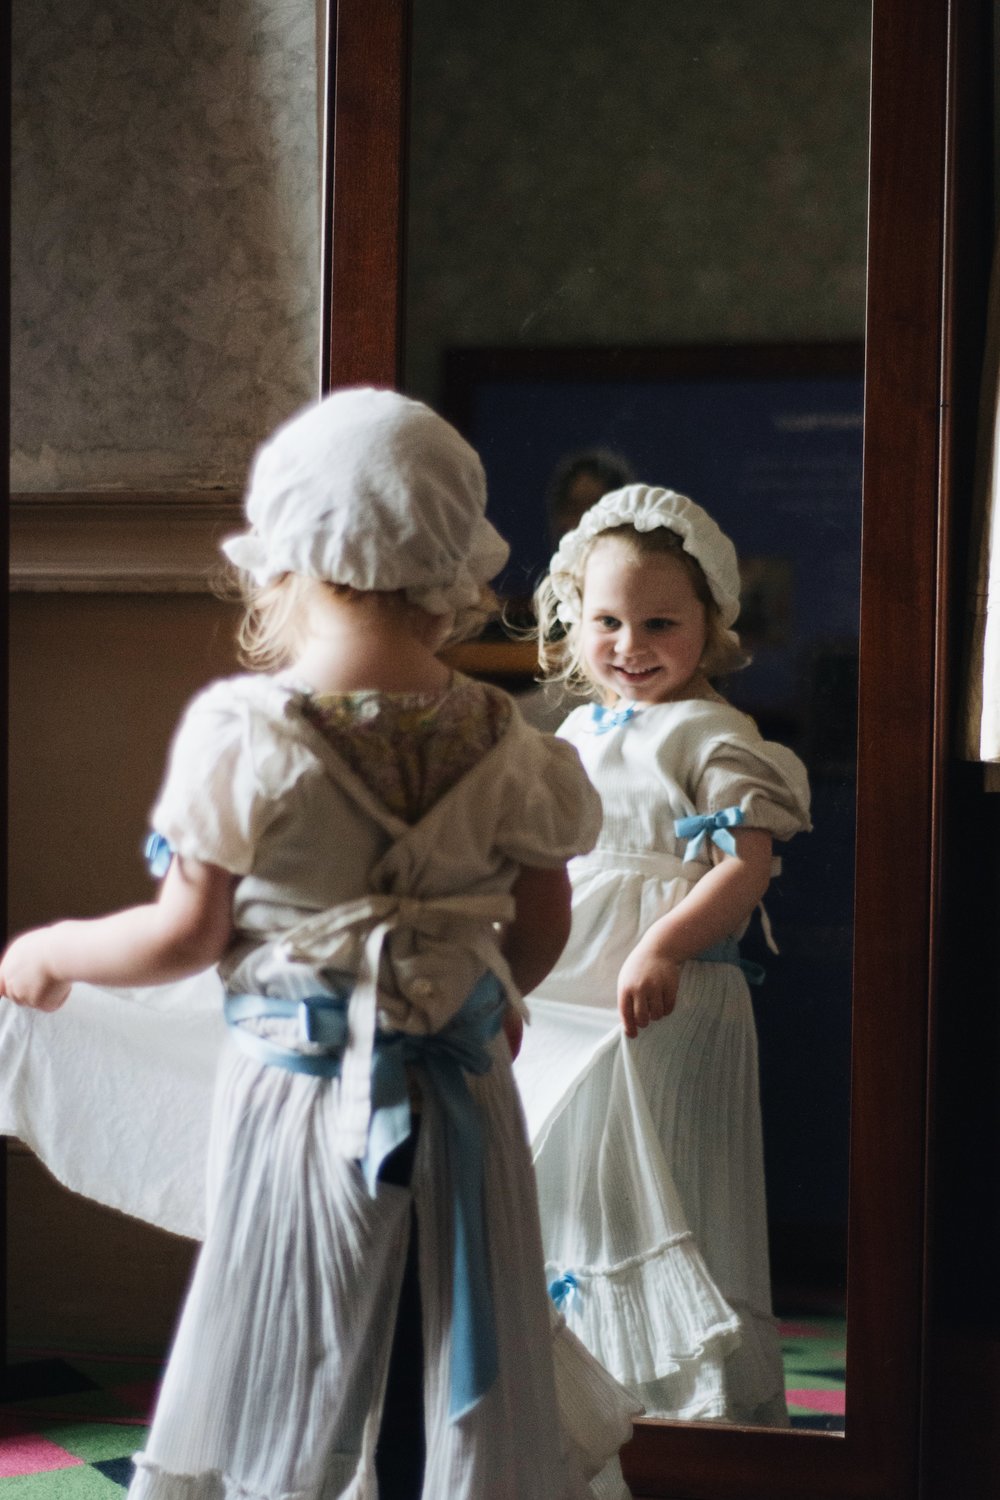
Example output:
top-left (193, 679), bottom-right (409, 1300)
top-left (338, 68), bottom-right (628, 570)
top-left (617, 946), bottom-right (682, 1039)
top-left (0, 858), bottom-right (235, 1015)
top-left (0, 929), bottom-right (72, 1012)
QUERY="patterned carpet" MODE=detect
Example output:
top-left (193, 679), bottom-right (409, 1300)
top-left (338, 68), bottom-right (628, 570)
top-left (0, 1318), bottom-right (846, 1490)
top-left (0, 1351), bottom-right (156, 1495)
top-left (779, 1315), bottom-right (847, 1431)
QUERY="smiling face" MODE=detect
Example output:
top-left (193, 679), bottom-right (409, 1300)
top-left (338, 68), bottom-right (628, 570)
top-left (580, 534), bottom-right (710, 704)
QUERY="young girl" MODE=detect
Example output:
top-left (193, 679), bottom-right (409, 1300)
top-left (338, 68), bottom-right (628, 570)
top-left (0, 389), bottom-right (639, 1500)
top-left (513, 484), bottom-right (812, 1426)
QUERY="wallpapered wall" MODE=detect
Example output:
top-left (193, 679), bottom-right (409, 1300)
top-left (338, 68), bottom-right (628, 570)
top-left (405, 0), bottom-right (871, 404)
top-left (11, 2), bottom-right (869, 486)
top-left (10, 0), bottom-right (321, 493)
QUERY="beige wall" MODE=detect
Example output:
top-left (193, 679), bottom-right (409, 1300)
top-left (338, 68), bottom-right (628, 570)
top-left (7, 594), bottom-right (242, 1347)
top-left (8, 0), bottom-right (321, 1351)
top-left (9, 594), bottom-right (241, 933)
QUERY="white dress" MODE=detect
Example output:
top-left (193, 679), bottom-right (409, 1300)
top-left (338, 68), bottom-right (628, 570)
top-left (1, 673), bottom-right (640, 1500)
top-left (514, 695), bottom-right (811, 1425)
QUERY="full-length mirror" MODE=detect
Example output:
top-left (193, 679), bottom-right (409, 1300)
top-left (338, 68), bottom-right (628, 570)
top-left (325, 0), bottom-right (963, 1494)
top-left (402, 0), bottom-right (870, 1434)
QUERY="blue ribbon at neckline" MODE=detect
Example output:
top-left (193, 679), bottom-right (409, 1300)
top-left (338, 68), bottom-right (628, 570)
top-left (674, 804), bottom-right (745, 860)
top-left (225, 975), bottom-right (505, 1423)
top-left (590, 701), bottom-right (637, 735)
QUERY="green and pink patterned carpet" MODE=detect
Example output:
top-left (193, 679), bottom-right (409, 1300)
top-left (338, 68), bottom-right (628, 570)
top-left (0, 1349), bottom-right (159, 1494)
top-left (0, 1317), bottom-right (846, 1491)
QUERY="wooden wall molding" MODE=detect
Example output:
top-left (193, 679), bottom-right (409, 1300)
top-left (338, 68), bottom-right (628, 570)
top-left (9, 492), bottom-right (243, 592)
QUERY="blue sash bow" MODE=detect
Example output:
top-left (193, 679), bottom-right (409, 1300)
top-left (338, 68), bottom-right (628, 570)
top-left (225, 975), bottom-right (505, 1422)
top-left (673, 804), bottom-right (745, 860)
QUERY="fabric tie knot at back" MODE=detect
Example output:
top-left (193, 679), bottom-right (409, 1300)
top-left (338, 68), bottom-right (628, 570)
top-left (674, 804), bottom-right (745, 862)
top-left (287, 889), bottom-right (513, 1163)
top-left (590, 701), bottom-right (637, 735)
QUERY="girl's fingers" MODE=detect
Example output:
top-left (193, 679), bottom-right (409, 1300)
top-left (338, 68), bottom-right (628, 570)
top-left (621, 983), bottom-right (674, 1036)
top-left (619, 992), bottom-right (637, 1039)
top-left (624, 989), bottom-right (656, 1034)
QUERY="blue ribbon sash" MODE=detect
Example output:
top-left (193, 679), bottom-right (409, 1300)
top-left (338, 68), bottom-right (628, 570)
top-left (225, 974), bottom-right (505, 1422)
top-left (695, 936), bottom-right (766, 986)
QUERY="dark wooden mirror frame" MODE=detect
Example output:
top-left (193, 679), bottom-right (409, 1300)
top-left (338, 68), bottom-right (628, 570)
top-left (320, 1), bottom-right (996, 1496)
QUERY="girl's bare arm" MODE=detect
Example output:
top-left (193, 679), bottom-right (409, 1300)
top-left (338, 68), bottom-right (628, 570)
top-left (501, 863), bottom-right (573, 997)
top-left (499, 864), bottom-right (573, 1058)
top-left (618, 828), bottom-right (773, 1038)
top-left (0, 857), bottom-right (236, 1012)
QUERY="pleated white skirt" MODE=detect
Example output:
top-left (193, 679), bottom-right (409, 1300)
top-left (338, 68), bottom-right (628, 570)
top-left (516, 958), bottom-right (789, 1426)
top-left (128, 1035), bottom-right (638, 1500)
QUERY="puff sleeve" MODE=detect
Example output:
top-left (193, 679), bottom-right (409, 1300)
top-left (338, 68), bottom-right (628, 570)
top-left (150, 677), bottom-right (310, 874)
top-left (492, 716), bottom-right (603, 867)
top-left (692, 731), bottom-right (812, 844)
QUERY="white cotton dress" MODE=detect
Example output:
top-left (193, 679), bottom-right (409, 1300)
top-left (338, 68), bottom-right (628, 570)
top-left (514, 694), bottom-right (812, 1426)
top-left (0, 672), bottom-right (640, 1500)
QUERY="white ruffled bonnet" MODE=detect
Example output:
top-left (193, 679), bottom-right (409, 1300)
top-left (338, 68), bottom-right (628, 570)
top-left (549, 484), bottom-right (742, 629)
top-left (222, 387), bottom-right (509, 616)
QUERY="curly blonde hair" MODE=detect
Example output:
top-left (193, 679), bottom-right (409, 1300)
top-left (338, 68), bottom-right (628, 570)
top-left (225, 569), bottom-right (500, 673)
top-left (534, 524), bottom-right (749, 698)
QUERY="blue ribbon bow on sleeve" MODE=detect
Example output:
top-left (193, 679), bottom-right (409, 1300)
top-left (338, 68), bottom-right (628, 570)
top-left (144, 832), bottom-right (173, 878)
top-left (590, 702), bottom-right (637, 735)
top-left (674, 805), bottom-right (745, 861)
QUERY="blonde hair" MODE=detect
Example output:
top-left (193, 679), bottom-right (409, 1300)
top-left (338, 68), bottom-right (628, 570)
top-left (534, 524), bottom-right (749, 698)
top-left (226, 569), bottom-right (500, 673)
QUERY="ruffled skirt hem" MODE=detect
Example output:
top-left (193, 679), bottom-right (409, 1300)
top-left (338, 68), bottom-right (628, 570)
top-left (549, 1229), bottom-right (742, 1390)
top-left (618, 1297), bottom-right (790, 1426)
top-left (129, 1454), bottom-right (361, 1500)
top-left (551, 1231), bottom-right (788, 1423)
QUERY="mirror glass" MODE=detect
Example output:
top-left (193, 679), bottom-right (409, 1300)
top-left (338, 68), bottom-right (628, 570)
top-left (404, 0), bottom-right (870, 1431)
